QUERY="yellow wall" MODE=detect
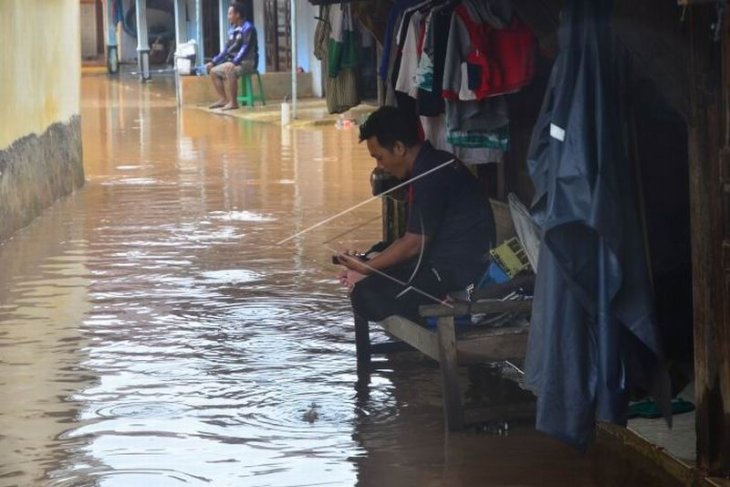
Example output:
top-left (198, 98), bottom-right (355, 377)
top-left (0, 0), bottom-right (80, 150)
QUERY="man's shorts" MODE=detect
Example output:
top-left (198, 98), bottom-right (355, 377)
top-left (210, 60), bottom-right (256, 79)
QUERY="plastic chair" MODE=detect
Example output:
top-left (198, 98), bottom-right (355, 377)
top-left (237, 71), bottom-right (266, 107)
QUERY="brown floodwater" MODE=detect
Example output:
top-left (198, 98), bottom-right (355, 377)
top-left (0, 73), bottom-right (659, 486)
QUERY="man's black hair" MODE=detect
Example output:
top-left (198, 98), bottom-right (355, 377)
top-left (359, 106), bottom-right (420, 151)
top-left (230, 1), bottom-right (246, 19)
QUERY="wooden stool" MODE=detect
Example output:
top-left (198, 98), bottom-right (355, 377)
top-left (354, 276), bottom-right (536, 431)
top-left (237, 71), bottom-right (265, 107)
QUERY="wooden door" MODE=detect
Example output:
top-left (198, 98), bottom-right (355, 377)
top-left (264, 0), bottom-right (291, 72)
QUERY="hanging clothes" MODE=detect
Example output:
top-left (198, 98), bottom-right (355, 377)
top-left (442, 0), bottom-right (535, 100)
top-left (379, 0), bottom-right (422, 80)
top-left (447, 125), bottom-right (509, 150)
top-left (351, 0), bottom-right (392, 46)
top-left (395, 9), bottom-right (426, 98)
top-left (438, 1), bottom-right (508, 152)
top-left (444, 94), bottom-right (509, 133)
top-left (523, 0), bottom-right (671, 450)
top-left (380, 0), bottom-right (537, 162)
top-left (314, 4), bottom-right (360, 114)
top-left (380, 0), bottom-right (424, 108)
top-left (416, 2), bottom-right (454, 117)
top-left (421, 114), bottom-right (503, 164)
top-left (327, 3), bottom-right (358, 78)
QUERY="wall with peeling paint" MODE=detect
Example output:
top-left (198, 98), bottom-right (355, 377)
top-left (0, 0), bottom-right (81, 150)
top-left (0, 0), bottom-right (84, 241)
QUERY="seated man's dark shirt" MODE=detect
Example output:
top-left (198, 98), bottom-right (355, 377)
top-left (406, 141), bottom-right (496, 288)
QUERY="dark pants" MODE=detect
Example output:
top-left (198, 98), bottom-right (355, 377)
top-left (350, 262), bottom-right (454, 323)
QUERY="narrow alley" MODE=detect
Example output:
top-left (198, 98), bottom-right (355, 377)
top-left (0, 72), bottom-right (612, 487)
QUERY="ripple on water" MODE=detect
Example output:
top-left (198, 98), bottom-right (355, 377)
top-left (0, 76), bottom-right (380, 487)
top-left (209, 210), bottom-right (277, 222)
top-left (115, 165), bottom-right (153, 171)
top-left (199, 269), bottom-right (261, 285)
top-left (48, 469), bottom-right (211, 487)
top-left (94, 401), bottom-right (192, 419)
top-left (100, 178), bottom-right (167, 186)
top-left (239, 394), bottom-right (356, 438)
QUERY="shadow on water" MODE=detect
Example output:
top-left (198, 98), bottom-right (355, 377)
top-left (0, 73), bottom-right (679, 486)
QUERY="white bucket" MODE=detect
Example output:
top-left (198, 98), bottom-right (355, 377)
top-left (176, 57), bottom-right (191, 76)
top-left (281, 102), bottom-right (291, 126)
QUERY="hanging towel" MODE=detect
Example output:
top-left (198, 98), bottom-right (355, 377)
top-left (328, 4), bottom-right (358, 78)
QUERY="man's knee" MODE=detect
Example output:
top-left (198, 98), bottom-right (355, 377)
top-left (350, 280), bottom-right (391, 322)
top-left (220, 63), bottom-right (235, 79)
top-left (210, 62), bottom-right (233, 78)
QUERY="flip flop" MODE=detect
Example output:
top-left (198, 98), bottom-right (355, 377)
top-left (208, 102), bottom-right (226, 109)
top-left (627, 397), bottom-right (695, 419)
top-left (221, 105), bottom-right (239, 111)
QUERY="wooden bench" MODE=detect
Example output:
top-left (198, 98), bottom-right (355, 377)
top-left (354, 275), bottom-right (535, 431)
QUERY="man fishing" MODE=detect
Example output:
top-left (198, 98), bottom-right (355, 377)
top-left (336, 106), bottom-right (497, 323)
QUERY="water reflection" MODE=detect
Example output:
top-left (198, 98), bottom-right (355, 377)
top-left (0, 208), bottom-right (93, 486)
top-left (2, 73), bottom-right (376, 486)
top-left (0, 73), bottom-right (605, 487)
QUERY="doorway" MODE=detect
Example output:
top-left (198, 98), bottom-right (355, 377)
top-left (263, 0), bottom-right (291, 72)
top-left (80, 0), bottom-right (105, 64)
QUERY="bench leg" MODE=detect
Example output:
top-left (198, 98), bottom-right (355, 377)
top-left (437, 315), bottom-right (464, 431)
top-left (354, 313), bottom-right (371, 379)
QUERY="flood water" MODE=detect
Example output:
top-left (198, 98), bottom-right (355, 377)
top-left (1, 74), bottom-right (614, 486)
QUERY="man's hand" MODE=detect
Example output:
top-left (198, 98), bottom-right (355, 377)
top-left (336, 251), bottom-right (370, 275)
top-left (336, 233), bottom-right (425, 277)
top-left (205, 62), bottom-right (214, 73)
top-left (338, 268), bottom-right (366, 293)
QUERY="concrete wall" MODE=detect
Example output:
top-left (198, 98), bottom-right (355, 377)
top-left (0, 0), bottom-right (84, 242)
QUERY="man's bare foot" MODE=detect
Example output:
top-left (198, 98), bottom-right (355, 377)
top-left (221, 103), bottom-right (239, 111)
top-left (209, 100), bottom-right (227, 109)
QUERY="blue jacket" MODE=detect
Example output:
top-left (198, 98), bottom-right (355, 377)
top-left (212, 20), bottom-right (258, 67)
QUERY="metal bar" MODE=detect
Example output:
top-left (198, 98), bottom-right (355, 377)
top-left (105, 0), bottom-right (119, 74)
top-left (173, 0), bottom-right (187, 49)
top-left (135, 0), bottom-right (150, 81)
top-left (219, 0), bottom-right (228, 52)
top-left (291, 0), bottom-right (298, 119)
top-left (195, 0), bottom-right (204, 68)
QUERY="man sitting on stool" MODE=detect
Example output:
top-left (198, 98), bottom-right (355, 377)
top-left (337, 106), bottom-right (497, 324)
top-left (206, 2), bottom-right (258, 110)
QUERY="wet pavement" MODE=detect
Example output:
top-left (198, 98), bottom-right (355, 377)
top-left (0, 73), bottom-right (632, 486)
